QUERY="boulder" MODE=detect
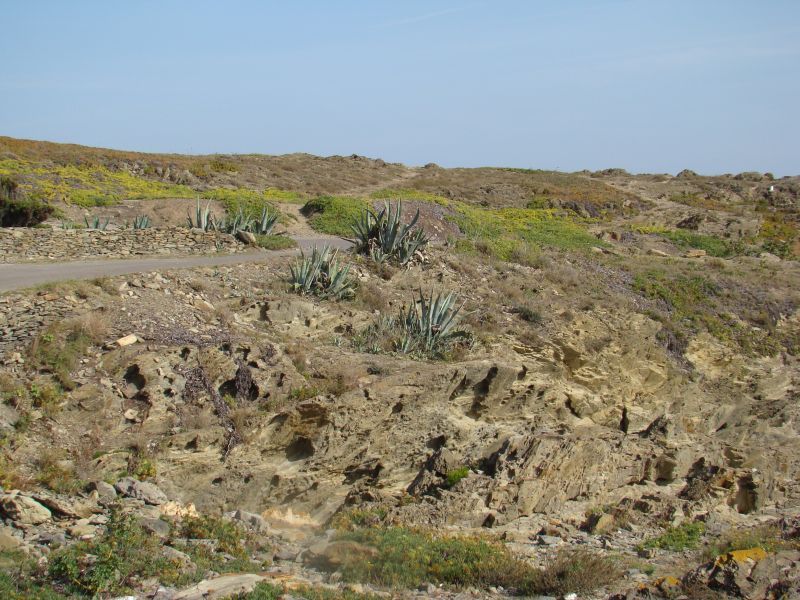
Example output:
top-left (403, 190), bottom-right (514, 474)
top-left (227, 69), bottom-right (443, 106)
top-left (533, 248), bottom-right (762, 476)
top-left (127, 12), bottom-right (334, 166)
top-left (237, 231), bottom-right (257, 245)
top-left (0, 493), bottom-right (52, 524)
top-left (228, 509), bottom-right (268, 533)
top-left (114, 477), bottom-right (168, 505)
top-left (172, 574), bottom-right (267, 600)
top-left (92, 481), bottom-right (118, 503)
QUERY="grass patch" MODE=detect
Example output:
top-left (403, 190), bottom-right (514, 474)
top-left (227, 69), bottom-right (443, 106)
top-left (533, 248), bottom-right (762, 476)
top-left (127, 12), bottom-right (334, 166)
top-left (445, 466), bottom-right (470, 488)
top-left (635, 226), bottom-right (743, 257)
top-left (331, 526), bottom-right (620, 595)
top-left (302, 196), bottom-right (372, 236)
top-left (640, 522), bottom-right (706, 552)
top-left (255, 234), bottom-right (297, 250)
top-left (28, 316), bottom-right (107, 390)
top-left (235, 581), bottom-right (381, 600)
top-left (0, 551), bottom-right (70, 600)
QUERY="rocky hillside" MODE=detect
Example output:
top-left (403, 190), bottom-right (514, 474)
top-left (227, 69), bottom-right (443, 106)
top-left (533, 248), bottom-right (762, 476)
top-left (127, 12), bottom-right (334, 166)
top-left (0, 137), bottom-right (798, 599)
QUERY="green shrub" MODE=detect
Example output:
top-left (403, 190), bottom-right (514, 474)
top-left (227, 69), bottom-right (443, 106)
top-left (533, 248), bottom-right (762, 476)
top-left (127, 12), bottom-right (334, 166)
top-left (28, 327), bottom-right (92, 390)
top-left (289, 245), bottom-right (355, 300)
top-left (48, 508), bottom-right (174, 596)
top-left (177, 515), bottom-right (249, 558)
top-left (351, 201), bottom-right (429, 265)
top-left (255, 234), bottom-right (296, 250)
top-left (302, 196), bottom-right (372, 236)
top-left (641, 521), bottom-right (706, 552)
top-left (523, 548), bottom-right (622, 596)
top-left (445, 466), bottom-right (470, 488)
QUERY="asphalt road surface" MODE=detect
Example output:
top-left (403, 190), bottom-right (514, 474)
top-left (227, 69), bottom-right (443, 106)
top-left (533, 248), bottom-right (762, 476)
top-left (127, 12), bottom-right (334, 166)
top-left (0, 236), bottom-right (352, 293)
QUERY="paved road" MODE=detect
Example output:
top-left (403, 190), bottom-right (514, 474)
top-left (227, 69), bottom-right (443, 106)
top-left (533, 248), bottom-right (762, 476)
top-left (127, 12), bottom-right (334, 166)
top-left (0, 236), bottom-right (352, 293)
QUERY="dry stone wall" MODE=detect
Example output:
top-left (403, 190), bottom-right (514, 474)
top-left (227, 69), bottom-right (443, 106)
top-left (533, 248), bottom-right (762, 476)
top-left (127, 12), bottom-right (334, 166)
top-left (0, 227), bottom-right (243, 263)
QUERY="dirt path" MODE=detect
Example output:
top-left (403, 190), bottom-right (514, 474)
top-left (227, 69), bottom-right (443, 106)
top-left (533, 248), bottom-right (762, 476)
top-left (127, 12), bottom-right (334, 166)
top-left (0, 236), bottom-right (352, 293)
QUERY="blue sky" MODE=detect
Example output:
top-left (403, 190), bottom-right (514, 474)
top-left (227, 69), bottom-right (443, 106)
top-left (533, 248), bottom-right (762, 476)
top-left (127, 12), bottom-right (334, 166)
top-left (1, 1), bottom-right (798, 174)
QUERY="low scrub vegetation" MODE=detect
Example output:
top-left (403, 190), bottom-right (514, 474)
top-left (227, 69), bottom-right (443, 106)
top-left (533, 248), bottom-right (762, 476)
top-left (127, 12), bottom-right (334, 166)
top-left (0, 176), bottom-right (55, 226)
top-left (48, 509), bottom-right (175, 597)
top-left (640, 521), bottom-right (706, 552)
top-left (636, 226), bottom-right (744, 257)
top-left (329, 525), bottom-right (620, 595)
top-left (302, 196), bottom-right (372, 237)
top-left (289, 245), bottom-right (355, 300)
top-left (235, 581), bottom-right (381, 600)
top-left (451, 205), bottom-right (603, 262)
top-left (632, 268), bottom-right (783, 357)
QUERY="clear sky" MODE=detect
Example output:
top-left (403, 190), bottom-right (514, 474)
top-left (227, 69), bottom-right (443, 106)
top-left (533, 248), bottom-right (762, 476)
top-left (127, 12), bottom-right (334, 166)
top-left (2, 1), bottom-right (798, 175)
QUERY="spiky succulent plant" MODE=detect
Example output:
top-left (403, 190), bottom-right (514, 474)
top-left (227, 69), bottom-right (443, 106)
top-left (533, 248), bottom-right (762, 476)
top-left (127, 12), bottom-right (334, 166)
top-left (351, 201), bottom-right (429, 265)
top-left (289, 245), bottom-right (355, 300)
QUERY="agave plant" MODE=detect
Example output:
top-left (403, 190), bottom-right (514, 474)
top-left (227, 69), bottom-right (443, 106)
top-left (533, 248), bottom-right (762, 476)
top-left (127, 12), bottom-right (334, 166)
top-left (84, 215), bottom-right (111, 230)
top-left (187, 199), bottom-right (218, 231)
top-left (396, 289), bottom-right (470, 356)
top-left (129, 215), bottom-right (151, 229)
top-left (289, 245), bottom-right (355, 300)
top-left (253, 205), bottom-right (279, 235)
top-left (216, 208), bottom-right (254, 235)
top-left (351, 201), bottom-right (429, 265)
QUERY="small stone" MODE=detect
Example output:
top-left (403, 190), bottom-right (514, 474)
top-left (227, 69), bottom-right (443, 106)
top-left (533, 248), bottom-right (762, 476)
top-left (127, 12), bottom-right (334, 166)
top-left (123, 408), bottom-right (139, 421)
